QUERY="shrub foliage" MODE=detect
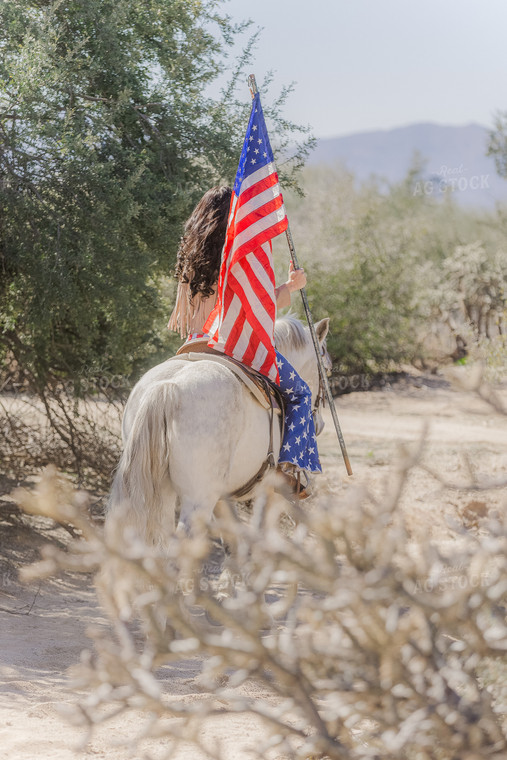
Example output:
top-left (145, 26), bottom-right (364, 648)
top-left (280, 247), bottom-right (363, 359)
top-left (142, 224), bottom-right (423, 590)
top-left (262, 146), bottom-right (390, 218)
top-left (279, 165), bottom-right (507, 375)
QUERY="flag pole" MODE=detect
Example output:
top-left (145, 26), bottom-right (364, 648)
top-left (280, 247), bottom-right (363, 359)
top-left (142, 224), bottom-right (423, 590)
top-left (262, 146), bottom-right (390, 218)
top-left (248, 74), bottom-right (353, 476)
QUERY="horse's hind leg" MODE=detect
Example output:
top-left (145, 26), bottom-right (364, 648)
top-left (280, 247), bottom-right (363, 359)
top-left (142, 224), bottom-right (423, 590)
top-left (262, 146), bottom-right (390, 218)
top-left (100, 475), bottom-right (178, 637)
top-left (176, 493), bottom-right (219, 535)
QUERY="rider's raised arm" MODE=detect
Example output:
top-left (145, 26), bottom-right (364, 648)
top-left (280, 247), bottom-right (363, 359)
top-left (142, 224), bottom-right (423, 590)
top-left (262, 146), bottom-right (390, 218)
top-left (275, 261), bottom-right (307, 309)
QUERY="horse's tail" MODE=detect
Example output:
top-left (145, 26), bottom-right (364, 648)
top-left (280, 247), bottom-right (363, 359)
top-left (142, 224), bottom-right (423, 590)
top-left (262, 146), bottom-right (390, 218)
top-left (105, 380), bottom-right (176, 548)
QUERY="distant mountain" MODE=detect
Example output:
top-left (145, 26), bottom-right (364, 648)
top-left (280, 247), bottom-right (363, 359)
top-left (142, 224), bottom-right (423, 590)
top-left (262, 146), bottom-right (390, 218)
top-left (309, 123), bottom-right (507, 209)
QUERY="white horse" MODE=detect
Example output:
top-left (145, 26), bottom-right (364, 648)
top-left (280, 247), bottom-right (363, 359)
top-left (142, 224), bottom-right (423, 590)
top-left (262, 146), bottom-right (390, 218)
top-left (105, 315), bottom-right (330, 545)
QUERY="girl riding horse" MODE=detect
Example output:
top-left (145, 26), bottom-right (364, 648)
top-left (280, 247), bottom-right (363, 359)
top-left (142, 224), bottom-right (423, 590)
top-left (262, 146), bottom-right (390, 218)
top-left (167, 186), bottom-right (322, 495)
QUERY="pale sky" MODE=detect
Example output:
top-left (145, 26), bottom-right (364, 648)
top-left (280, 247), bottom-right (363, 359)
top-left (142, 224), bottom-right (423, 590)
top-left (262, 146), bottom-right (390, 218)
top-left (221, 0), bottom-right (507, 138)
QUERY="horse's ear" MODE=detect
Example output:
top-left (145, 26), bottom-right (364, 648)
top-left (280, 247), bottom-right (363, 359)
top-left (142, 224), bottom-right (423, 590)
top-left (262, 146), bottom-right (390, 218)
top-left (315, 317), bottom-right (329, 345)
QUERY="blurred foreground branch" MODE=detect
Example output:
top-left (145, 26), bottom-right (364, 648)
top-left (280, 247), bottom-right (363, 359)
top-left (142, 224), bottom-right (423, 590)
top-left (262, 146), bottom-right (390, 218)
top-left (15, 437), bottom-right (507, 760)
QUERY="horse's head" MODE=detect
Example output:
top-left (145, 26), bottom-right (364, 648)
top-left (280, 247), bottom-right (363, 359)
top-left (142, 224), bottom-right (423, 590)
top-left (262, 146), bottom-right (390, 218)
top-left (274, 315), bottom-right (331, 435)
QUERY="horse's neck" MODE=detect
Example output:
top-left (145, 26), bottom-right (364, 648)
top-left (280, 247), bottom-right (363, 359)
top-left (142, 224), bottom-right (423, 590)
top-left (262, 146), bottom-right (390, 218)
top-left (281, 346), bottom-right (311, 381)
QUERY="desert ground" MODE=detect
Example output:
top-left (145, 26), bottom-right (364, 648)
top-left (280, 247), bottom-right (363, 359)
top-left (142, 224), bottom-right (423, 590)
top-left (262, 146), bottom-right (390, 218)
top-left (1, 371), bottom-right (506, 759)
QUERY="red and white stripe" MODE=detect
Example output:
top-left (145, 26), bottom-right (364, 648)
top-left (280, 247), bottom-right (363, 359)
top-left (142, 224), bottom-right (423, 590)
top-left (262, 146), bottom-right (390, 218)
top-left (204, 163), bottom-right (288, 382)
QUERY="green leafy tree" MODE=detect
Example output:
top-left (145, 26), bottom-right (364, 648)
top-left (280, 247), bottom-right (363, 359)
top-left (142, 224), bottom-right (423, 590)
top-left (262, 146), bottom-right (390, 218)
top-left (0, 0), bottom-right (310, 388)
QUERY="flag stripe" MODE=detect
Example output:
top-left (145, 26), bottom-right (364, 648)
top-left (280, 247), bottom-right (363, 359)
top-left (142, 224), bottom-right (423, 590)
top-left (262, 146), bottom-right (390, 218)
top-left (230, 211), bottom-right (287, 261)
top-left (238, 162), bottom-right (277, 195)
top-left (236, 171), bottom-right (280, 214)
top-left (235, 322), bottom-right (258, 366)
top-left (233, 193), bottom-right (285, 241)
top-left (227, 268), bottom-right (274, 348)
top-left (204, 93), bottom-right (287, 382)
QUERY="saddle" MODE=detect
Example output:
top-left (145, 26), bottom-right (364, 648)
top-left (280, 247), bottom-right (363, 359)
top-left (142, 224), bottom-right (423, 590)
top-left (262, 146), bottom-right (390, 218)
top-left (172, 340), bottom-right (285, 499)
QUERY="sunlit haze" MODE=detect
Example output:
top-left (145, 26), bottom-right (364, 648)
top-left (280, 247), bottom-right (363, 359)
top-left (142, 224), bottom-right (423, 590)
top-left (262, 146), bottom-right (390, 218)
top-left (222, 0), bottom-right (507, 138)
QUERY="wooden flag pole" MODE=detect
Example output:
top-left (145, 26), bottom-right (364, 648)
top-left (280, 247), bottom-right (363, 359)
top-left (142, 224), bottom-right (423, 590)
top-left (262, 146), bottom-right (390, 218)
top-left (284, 226), bottom-right (353, 475)
top-left (248, 75), bottom-right (353, 476)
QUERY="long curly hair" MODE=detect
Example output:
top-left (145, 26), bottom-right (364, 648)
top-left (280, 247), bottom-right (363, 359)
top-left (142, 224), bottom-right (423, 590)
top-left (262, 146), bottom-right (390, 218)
top-left (174, 186), bottom-right (232, 301)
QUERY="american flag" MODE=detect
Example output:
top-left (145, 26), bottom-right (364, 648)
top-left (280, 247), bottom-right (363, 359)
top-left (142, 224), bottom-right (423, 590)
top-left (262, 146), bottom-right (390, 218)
top-left (203, 92), bottom-right (288, 382)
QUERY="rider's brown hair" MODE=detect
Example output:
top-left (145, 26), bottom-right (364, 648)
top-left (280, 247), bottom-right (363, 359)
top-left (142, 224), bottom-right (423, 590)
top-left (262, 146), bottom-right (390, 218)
top-left (174, 186), bottom-right (232, 301)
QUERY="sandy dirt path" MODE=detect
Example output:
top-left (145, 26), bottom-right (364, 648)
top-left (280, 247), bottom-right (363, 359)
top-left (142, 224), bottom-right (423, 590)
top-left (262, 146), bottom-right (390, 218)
top-left (1, 378), bottom-right (506, 759)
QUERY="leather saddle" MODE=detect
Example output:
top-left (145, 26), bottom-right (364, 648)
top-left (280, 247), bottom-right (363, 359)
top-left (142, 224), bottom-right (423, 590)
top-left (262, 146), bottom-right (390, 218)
top-left (172, 340), bottom-right (285, 498)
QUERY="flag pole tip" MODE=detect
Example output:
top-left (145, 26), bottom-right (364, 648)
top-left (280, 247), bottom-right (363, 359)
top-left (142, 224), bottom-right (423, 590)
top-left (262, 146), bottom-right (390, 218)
top-left (247, 74), bottom-right (258, 96)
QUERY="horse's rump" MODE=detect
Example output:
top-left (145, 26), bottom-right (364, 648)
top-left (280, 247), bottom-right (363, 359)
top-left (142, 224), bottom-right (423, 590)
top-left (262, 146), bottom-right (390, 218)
top-left (107, 359), bottom-right (278, 538)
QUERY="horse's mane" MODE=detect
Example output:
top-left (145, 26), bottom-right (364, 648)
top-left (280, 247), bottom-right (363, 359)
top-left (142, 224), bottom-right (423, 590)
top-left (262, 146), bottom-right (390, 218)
top-left (274, 314), bottom-right (308, 354)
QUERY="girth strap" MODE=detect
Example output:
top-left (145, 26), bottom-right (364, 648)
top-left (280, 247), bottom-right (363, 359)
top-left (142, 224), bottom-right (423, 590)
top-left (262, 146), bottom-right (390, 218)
top-left (229, 371), bottom-right (283, 499)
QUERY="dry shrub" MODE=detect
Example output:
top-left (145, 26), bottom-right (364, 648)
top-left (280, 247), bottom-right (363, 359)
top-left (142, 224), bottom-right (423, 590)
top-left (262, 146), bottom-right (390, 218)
top-left (425, 242), bottom-right (507, 369)
top-left (15, 427), bottom-right (507, 760)
top-left (0, 384), bottom-right (124, 489)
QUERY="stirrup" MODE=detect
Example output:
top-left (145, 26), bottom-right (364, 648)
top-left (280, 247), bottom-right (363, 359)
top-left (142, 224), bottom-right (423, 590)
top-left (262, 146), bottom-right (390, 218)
top-left (275, 465), bottom-right (311, 501)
